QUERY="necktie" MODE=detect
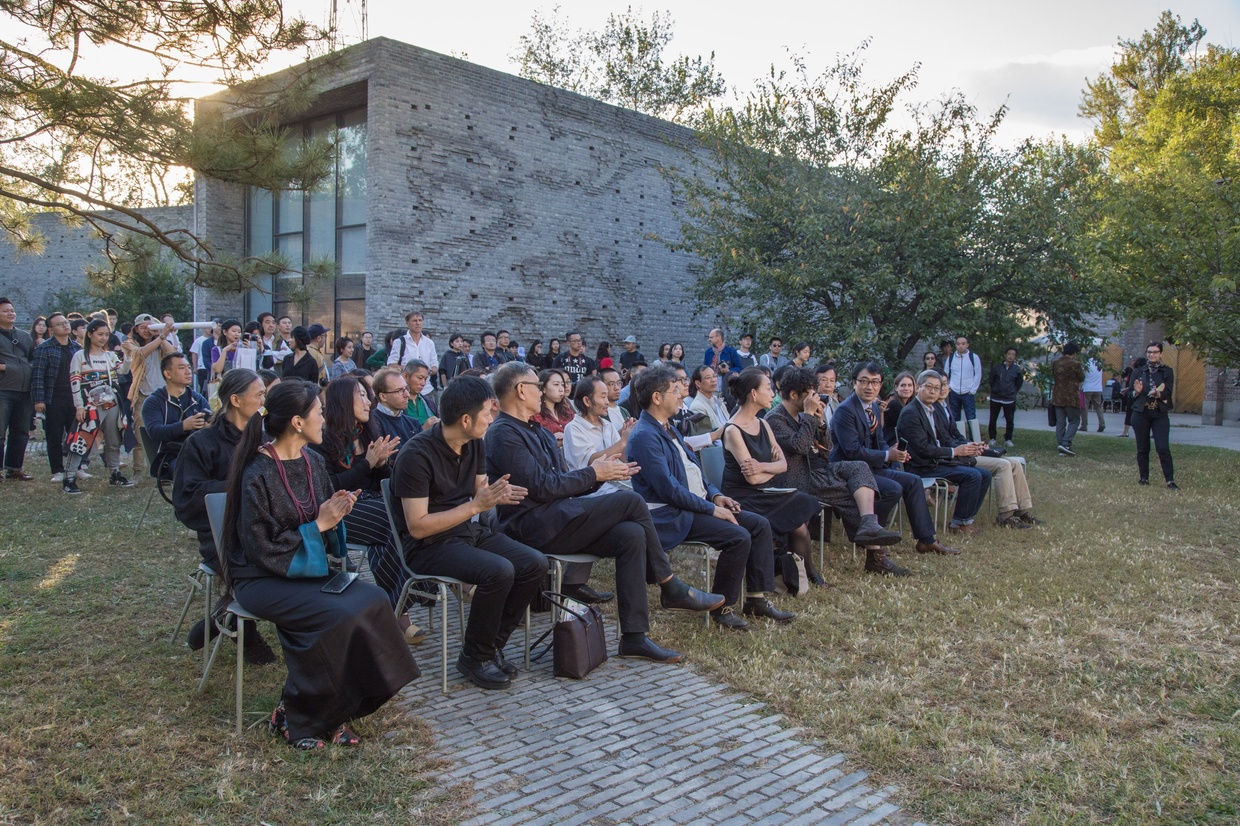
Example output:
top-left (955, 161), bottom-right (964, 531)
top-left (865, 405), bottom-right (878, 435)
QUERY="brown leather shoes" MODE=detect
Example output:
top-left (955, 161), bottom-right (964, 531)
top-left (5, 469), bottom-right (33, 481)
top-left (915, 540), bottom-right (962, 555)
top-left (948, 523), bottom-right (983, 536)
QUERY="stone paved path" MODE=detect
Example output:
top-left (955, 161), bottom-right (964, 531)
top-left (393, 605), bottom-right (928, 826)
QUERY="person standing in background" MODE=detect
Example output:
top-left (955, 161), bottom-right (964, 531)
top-left (1051, 342), bottom-right (1086, 457)
top-left (1131, 342), bottom-right (1177, 489)
top-left (946, 335), bottom-right (983, 443)
top-left (1082, 354), bottom-right (1106, 433)
top-left (987, 347), bottom-right (1023, 448)
top-left (30, 313), bottom-right (81, 485)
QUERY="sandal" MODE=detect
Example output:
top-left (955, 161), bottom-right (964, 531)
top-left (269, 701), bottom-right (288, 738)
top-left (288, 736), bottom-right (326, 750)
top-left (329, 725), bottom-right (361, 746)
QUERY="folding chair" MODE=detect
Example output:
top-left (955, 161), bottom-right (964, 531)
top-left (171, 561), bottom-right (219, 678)
top-left (922, 477), bottom-right (953, 535)
top-left (380, 479), bottom-right (530, 691)
top-left (133, 426), bottom-right (175, 539)
top-left (194, 493), bottom-right (263, 735)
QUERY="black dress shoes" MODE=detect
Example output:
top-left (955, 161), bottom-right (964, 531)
top-left (864, 547), bottom-right (912, 577)
top-left (562, 583), bottom-right (615, 604)
top-left (1139, 478), bottom-right (1151, 486)
top-left (742, 597), bottom-right (796, 623)
top-left (659, 583), bottom-right (726, 612)
top-left (618, 636), bottom-right (683, 663)
top-left (494, 649), bottom-right (518, 678)
top-left (457, 653), bottom-right (512, 689)
top-left (710, 606), bottom-right (751, 630)
top-left (853, 524), bottom-right (902, 546)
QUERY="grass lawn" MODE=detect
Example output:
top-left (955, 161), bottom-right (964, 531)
top-left (654, 428), bottom-right (1240, 824)
top-left (0, 474), bottom-right (458, 825)
top-left (1, 427), bottom-right (1236, 824)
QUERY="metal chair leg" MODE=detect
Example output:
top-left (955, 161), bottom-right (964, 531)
top-left (523, 606), bottom-right (531, 671)
top-left (197, 619), bottom-right (227, 695)
top-left (202, 575), bottom-right (213, 679)
top-left (235, 614), bottom-right (245, 736)
top-left (132, 487), bottom-right (157, 541)
top-left (440, 583), bottom-right (450, 694)
top-left (171, 568), bottom-right (203, 643)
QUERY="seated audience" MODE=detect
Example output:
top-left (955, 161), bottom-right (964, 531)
top-left (895, 370), bottom-right (991, 535)
top-left (928, 377), bottom-right (1042, 529)
top-left (485, 363), bottom-right (722, 659)
top-left (598, 366), bottom-right (631, 433)
top-left (390, 376), bottom-right (546, 690)
top-left (627, 365), bottom-right (791, 631)
top-left (530, 368), bottom-right (575, 447)
top-left (310, 376), bottom-right (414, 640)
top-left (141, 353), bottom-right (210, 477)
top-left (219, 379), bottom-right (419, 748)
top-left (172, 368), bottom-right (275, 659)
top-left (688, 365), bottom-right (729, 432)
top-left (720, 368), bottom-right (823, 595)
top-left (766, 366), bottom-right (905, 577)
top-left (371, 366), bottom-right (422, 443)
top-left (831, 363), bottom-right (961, 557)
top-left (882, 371), bottom-right (917, 448)
top-left (402, 359), bottom-right (440, 428)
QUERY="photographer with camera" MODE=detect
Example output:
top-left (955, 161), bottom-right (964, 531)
top-left (123, 313), bottom-right (181, 476)
top-left (141, 352), bottom-right (209, 479)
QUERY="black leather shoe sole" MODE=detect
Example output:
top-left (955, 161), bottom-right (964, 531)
top-left (853, 528), bottom-right (902, 546)
top-left (563, 585), bottom-right (615, 604)
top-left (742, 602), bottom-right (796, 623)
top-left (660, 588), bottom-right (726, 612)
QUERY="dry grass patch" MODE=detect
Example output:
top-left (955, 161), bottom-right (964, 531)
top-left (656, 429), bottom-right (1239, 825)
top-left (0, 481), bottom-right (459, 825)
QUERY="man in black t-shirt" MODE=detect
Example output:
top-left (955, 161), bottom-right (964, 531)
top-left (389, 376), bottom-right (547, 691)
top-left (552, 330), bottom-right (597, 388)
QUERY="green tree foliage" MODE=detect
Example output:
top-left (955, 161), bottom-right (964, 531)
top-left (43, 236), bottom-right (193, 328)
top-left (512, 5), bottom-right (725, 123)
top-left (1083, 12), bottom-right (1240, 367)
top-left (664, 46), bottom-right (1103, 367)
top-left (0, 0), bottom-right (337, 291)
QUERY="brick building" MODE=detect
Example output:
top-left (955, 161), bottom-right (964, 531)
top-left (193, 37), bottom-right (712, 360)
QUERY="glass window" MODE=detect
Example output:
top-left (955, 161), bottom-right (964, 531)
top-left (338, 110), bottom-right (367, 227)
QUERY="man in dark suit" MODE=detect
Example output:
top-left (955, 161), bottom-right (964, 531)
top-left (895, 370), bottom-right (991, 535)
top-left (627, 365), bottom-right (794, 631)
top-left (830, 362), bottom-right (961, 557)
top-left (484, 362), bottom-right (722, 663)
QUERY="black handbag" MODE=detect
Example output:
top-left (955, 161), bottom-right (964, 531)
top-left (542, 592), bottom-right (608, 679)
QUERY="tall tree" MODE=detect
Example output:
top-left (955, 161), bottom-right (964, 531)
top-left (512, 5), bottom-right (725, 124)
top-left (1083, 12), bottom-right (1240, 367)
top-left (664, 47), bottom-right (1102, 368)
top-left (0, 0), bottom-right (337, 291)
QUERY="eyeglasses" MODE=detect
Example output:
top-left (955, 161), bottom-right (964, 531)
top-left (517, 381), bottom-right (542, 391)
top-left (854, 378), bottom-right (883, 387)
top-left (1146, 349), bottom-right (1161, 354)
top-left (381, 386), bottom-right (410, 395)
top-left (604, 380), bottom-right (622, 389)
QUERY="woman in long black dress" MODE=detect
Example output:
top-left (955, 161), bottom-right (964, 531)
top-left (219, 379), bottom-right (418, 750)
top-left (721, 368), bottom-right (825, 585)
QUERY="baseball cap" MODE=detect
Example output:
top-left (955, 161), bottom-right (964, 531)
top-left (133, 313), bottom-right (157, 326)
top-left (307, 323), bottom-right (330, 339)
top-left (623, 335), bottom-right (638, 344)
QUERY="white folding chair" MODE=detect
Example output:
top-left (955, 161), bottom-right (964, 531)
top-left (171, 561), bottom-right (219, 679)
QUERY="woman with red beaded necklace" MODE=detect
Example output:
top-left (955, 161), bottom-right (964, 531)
top-left (218, 379), bottom-right (419, 750)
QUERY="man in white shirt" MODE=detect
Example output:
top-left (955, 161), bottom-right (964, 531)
top-left (946, 335), bottom-right (984, 443)
top-left (598, 367), bottom-right (632, 434)
top-left (563, 375), bottom-right (634, 496)
top-left (257, 311), bottom-right (291, 371)
top-left (1082, 355), bottom-right (1106, 432)
top-left (388, 310), bottom-right (438, 397)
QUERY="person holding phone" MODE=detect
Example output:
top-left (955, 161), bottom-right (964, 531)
top-left (1131, 341), bottom-right (1177, 488)
top-left (141, 352), bottom-right (210, 479)
top-left (218, 379), bottom-right (419, 750)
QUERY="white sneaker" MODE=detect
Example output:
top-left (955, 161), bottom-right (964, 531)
top-left (50, 472), bottom-right (64, 483)
top-left (1004, 440), bottom-right (1015, 448)
top-left (75, 468), bottom-right (93, 479)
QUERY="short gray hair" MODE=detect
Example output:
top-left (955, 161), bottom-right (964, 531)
top-left (493, 361), bottom-right (537, 399)
top-left (916, 369), bottom-right (944, 388)
top-left (402, 358), bottom-right (430, 376)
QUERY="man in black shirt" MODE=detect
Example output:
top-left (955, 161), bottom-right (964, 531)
top-left (617, 335), bottom-right (644, 380)
top-left (0, 296), bottom-right (36, 481)
top-left (390, 376), bottom-right (547, 690)
top-left (30, 313), bottom-right (80, 483)
top-left (484, 363), bottom-right (723, 664)
top-left (552, 330), bottom-right (597, 388)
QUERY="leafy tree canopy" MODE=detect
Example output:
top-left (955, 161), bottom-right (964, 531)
top-left (664, 45), bottom-right (1104, 368)
top-left (1083, 11), bottom-right (1240, 367)
top-left (0, 0), bottom-right (338, 291)
top-left (512, 5), bottom-right (725, 124)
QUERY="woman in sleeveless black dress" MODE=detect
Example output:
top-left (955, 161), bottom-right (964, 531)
top-left (721, 369), bottom-right (825, 584)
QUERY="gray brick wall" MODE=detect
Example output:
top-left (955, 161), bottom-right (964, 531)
top-left (194, 37), bottom-right (714, 356)
top-left (0, 206), bottom-right (194, 324)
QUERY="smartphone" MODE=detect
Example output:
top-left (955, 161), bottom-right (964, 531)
top-left (320, 570), bottom-right (358, 594)
top-left (898, 438), bottom-right (908, 451)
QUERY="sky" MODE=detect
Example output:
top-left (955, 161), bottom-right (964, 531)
top-left (287, 0), bottom-right (1240, 146)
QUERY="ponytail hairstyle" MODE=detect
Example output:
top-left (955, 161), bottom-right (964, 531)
top-left (83, 318), bottom-right (111, 358)
top-left (218, 379), bottom-right (320, 587)
top-left (321, 375), bottom-right (377, 467)
top-left (291, 325), bottom-right (311, 353)
top-left (211, 368), bottom-right (260, 428)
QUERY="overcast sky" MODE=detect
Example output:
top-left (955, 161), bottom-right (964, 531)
top-left (294, 0), bottom-right (1240, 146)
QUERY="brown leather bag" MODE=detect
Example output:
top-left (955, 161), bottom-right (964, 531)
top-left (543, 592), bottom-right (608, 679)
